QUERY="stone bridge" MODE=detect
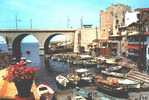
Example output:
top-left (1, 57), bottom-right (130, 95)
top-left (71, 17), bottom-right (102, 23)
top-left (0, 29), bottom-right (81, 59)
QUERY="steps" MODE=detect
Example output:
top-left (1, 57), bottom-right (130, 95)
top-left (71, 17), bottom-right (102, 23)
top-left (127, 71), bottom-right (149, 83)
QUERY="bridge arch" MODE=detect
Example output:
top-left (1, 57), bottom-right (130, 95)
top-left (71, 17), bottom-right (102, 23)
top-left (12, 34), bottom-right (29, 60)
top-left (44, 33), bottom-right (62, 54)
top-left (12, 34), bottom-right (39, 61)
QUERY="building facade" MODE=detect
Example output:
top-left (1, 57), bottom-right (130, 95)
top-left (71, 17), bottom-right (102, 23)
top-left (79, 25), bottom-right (99, 52)
top-left (100, 4), bottom-right (131, 56)
top-left (124, 8), bottom-right (149, 70)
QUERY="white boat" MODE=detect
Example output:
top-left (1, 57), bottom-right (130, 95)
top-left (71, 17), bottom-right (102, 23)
top-left (75, 68), bottom-right (94, 84)
top-left (37, 84), bottom-right (55, 97)
top-left (105, 66), bottom-right (122, 72)
top-left (79, 54), bottom-right (92, 60)
top-left (101, 70), bottom-right (125, 78)
top-left (75, 68), bottom-right (88, 73)
top-left (72, 95), bottom-right (87, 100)
top-left (56, 75), bottom-right (69, 87)
top-left (118, 79), bottom-right (139, 85)
top-left (118, 79), bottom-right (141, 89)
top-left (105, 58), bottom-right (118, 65)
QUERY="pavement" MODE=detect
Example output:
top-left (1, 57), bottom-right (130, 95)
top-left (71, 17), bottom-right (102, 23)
top-left (0, 68), bottom-right (40, 100)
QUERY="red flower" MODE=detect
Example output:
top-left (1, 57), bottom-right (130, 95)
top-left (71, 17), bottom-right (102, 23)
top-left (3, 60), bottom-right (39, 82)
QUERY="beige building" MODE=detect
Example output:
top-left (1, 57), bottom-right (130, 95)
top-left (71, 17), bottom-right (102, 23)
top-left (73, 25), bottom-right (100, 53)
top-left (100, 4), bottom-right (131, 55)
top-left (80, 25), bottom-right (99, 52)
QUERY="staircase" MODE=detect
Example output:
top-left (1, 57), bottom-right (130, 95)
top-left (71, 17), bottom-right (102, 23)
top-left (127, 71), bottom-right (149, 84)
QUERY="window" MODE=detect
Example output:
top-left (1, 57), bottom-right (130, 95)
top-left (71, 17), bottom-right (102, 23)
top-left (144, 37), bottom-right (147, 42)
top-left (116, 20), bottom-right (119, 24)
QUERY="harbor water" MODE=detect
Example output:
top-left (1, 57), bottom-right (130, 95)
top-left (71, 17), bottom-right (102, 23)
top-left (21, 43), bottom-right (149, 100)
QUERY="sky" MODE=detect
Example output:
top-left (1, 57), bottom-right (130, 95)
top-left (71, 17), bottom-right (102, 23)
top-left (0, 0), bottom-right (148, 29)
top-left (22, 35), bottom-right (38, 43)
top-left (21, 35), bottom-right (66, 43)
top-left (0, 36), bottom-right (6, 43)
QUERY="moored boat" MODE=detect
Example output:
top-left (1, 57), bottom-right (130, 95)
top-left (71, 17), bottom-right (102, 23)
top-left (95, 75), bottom-right (128, 98)
top-left (101, 70), bottom-right (125, 78)
top-left (105, 65), bottom-right (122, 72)
top-left (56, 74), bottom-right (69, 88)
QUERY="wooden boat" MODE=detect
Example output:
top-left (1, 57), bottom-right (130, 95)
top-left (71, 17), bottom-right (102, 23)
top-left (67, 73), bottom-right (80, 81)
top-left (95, 75), bottom-right (128, 98)
top-left (76, 68), bottom-right (92, 80)
top-left (37, 84), bottom-right (55, 97)
top-left (72, 60), bottom-right (83, 65)
top-left (79, 54), bottom-right (92, 60)
top-left (82, 60), bottom-right (97, 67)
top-left (56, 75), bottom-right (69, 87)
top-left (72, 95), bottom-right (87, 100)
top-left (105, 66), bottom-right (122, 72)
top-left (101, 70), bottom-right (125, 78)
top-left (105, 58), bottom-right (118, 65)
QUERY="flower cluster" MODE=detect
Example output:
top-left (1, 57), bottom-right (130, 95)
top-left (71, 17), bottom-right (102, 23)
top-left (3, 60), bottom-right (38, 82)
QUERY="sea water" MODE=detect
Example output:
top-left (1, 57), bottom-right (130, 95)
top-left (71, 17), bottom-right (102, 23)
top-left (21, 43), bottom-right (41, 67)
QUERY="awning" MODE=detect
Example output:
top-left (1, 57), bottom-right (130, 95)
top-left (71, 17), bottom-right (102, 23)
top-left (127, 44), bottom-right (144, 49)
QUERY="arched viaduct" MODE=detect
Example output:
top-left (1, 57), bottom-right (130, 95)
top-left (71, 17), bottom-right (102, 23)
top-left (0, 29), bottom-right (80, 59)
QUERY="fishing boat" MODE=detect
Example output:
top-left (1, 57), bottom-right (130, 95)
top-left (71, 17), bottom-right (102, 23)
top-left (72, 95), bottom-right (87, 100)
top-left (79, 54), bottom-right (93, 60)
top-left (37, 84), bottom-right (55, 97)
top-left (118, 79), bottom-right (141, 90)
top-left (56, 74), bottom-right (69, 88)
top-left (101, 70), bottom-right (125, 78)
top-left (105, 65), bottom-right (122, 72)
top-left (82, 60), bottom-right (97, 67)
top-left (75, 68), bottom-right (95, 86)
top-left (67, 73), bottom-right (80, 87)
top-left (95, 75), bottom-right (128, 98)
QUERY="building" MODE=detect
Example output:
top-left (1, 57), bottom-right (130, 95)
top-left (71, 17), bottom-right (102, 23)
top-left (79, 25), bottom-right (99, 52)
top-left (120, 8), bottom-right (149, 71)
top-left (100, 4), bottom-right (131, 56)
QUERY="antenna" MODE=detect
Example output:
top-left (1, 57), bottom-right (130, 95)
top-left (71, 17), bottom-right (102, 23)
top-left (80, 16), bottom-right (83, 28)
top-left (15, 15), bottom-right (18, 29)
top-left (30, 19), bottom-right (32, 29)
top-left (15, 15), bottom-right (21, 29)
top-left (67, 17), bottom-right (70, 28)
top-left (96, 26), bottom-right (98, 39)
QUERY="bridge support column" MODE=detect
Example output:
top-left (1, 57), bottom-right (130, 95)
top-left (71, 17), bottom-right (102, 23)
top-left (73, 30), bottom-right (80, 53)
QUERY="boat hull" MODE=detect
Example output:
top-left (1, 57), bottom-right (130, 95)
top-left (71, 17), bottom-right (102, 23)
top-left (96, 84), bottom-right (128, 98)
